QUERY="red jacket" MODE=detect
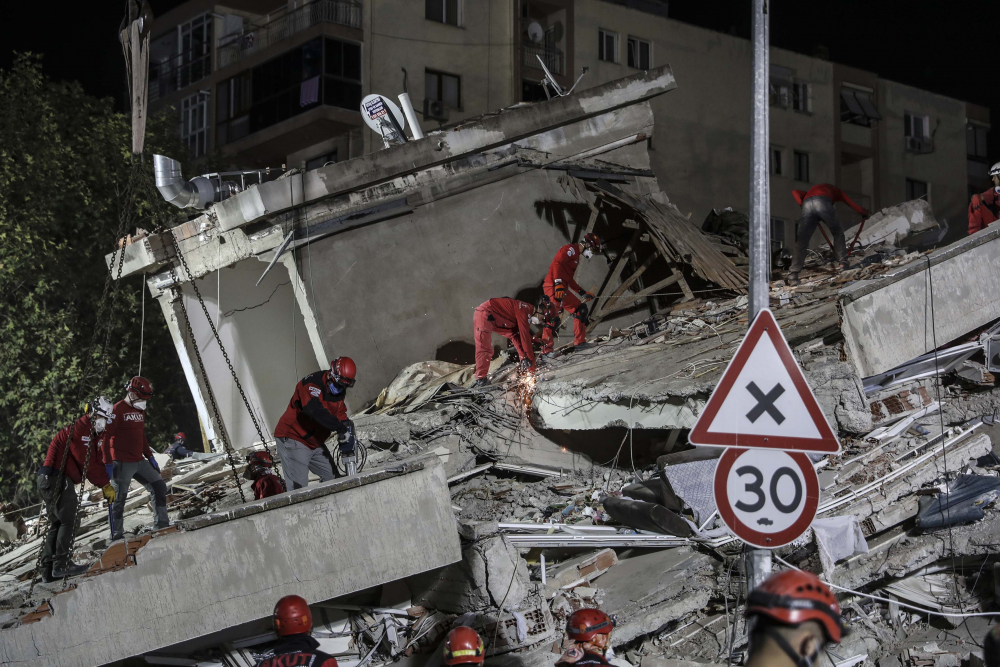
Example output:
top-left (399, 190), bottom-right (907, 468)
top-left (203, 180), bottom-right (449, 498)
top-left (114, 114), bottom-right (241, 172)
top-left (274, 370), bottom-right (349, 449)
top-left (969, 187), bottom-right (1000, 234)
top-left (544, 243), bottom-right (584, 294)
top-left (43, 415), bottom-right (110, 487)
top-left (252, 474), bottom-right (285, 500)
top-left (793, 184), bottom-right (869, 215)
top-left (102, 400), bottom-right (153, 463)
top-left (479, 298), bottom-right (536, 368)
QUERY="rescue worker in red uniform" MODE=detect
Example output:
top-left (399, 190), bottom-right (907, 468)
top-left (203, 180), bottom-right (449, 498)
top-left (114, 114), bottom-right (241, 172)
top-left (442, 626), bottom-right (486, 667)
top-left (542, 233), bottom-right (603, 352)
top-left (556, 608), bottom-right (616, 667)
top-left (254, 595), bottom-right (339, 667)
top-left (472, 298), bottom-right (538, 387)
top-left (744, 569), bottom-right (844, 667)
top-left (787, 184), bottom-right (870, 286)
top-left (968, 162), bottom-right (1000, 235)
top-left (38, 396), bottom-right (116, 581)
top-left (531, 294), bottom-right (561, 353)
top-left (274, 357), bottom-right (357, 490)
top-left (245, 451), bottom-right (285, 500)
top-left (103, 376), bottom-right (169, 540)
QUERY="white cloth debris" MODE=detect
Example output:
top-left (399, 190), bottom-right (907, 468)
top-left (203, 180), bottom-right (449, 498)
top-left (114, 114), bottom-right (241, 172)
top-left (505, 607), bottom-right (528, 642)
top-left (812, 516), bottom-right (868, 578)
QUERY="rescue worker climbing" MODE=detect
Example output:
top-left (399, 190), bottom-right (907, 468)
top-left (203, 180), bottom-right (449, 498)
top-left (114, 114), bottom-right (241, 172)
top-left (443, 626), bottom-right (486, 666)
top-left (472, 298), bottom-right (538, 387)
top-left (38, 396), bottom-right (116, 581)
top-left (254, 595), bottom-right (339, 667)
top-left (542, 233), bottom-right (603, 352)
top-left (744, 569), bottom-right (844, 667)
top-left (103, 376), bottom-right (170, 540)
top-left (273, 357), bottom-right (357, 490)
top-left (556, 608), bottom-right (615, 667)
top-left (245, 451), bottom-right (285, 500)
top-left (968, 162), bottom-right (1000, 235)
top-left (787, 184), bottom-right (869, 286)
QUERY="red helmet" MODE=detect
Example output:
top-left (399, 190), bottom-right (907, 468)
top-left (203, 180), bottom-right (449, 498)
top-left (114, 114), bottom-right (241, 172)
top-left (582, 233), bottom-right (603, 253)
top-left (566, 608), bottom-right (614, 642)
top-left (745, 570), bottom-right (844, 643)
top-left (125, 376), bottom-right (153, 399)
top-left (273, 595), bottom-right (312, 637)
top-left (174, 432), bottom-right (186, 442)
top-left (443, 626), bottom-right (485, 665)
top-left (246, 451), bottom-right (274, 468)
top-left (329, 357), bottom-right (357, 388)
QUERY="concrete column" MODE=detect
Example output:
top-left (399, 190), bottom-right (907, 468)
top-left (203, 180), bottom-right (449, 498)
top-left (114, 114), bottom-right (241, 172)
top-left (281, 253), bottom-right (328, 369)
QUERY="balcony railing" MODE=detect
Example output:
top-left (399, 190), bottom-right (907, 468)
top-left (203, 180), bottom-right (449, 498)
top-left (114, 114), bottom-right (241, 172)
top-left (217, 0), bottom-right (362, 70)
top-left (149, 52), bottom-right (212, 103)
top-left (523, 44), bottom-right (564, 76)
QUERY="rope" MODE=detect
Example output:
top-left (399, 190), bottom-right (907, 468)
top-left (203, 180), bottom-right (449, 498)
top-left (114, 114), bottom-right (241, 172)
top-left (138, 278), bottom-right (145, 376)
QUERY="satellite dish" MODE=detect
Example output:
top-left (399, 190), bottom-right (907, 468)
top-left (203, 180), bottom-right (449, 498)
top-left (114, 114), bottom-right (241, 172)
top-left (360, 94), bottom-right (408, 148)
top-left (526, 21), bottom-right (544, 44)
top-left (551, 21), bottom-right (563, 43)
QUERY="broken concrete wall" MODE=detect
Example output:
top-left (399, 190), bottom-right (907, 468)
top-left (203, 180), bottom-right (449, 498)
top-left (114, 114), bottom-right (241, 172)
top-left (0, 460), bottom-right (461, 667)
top-left (843, 198), bottom-right (941, 248)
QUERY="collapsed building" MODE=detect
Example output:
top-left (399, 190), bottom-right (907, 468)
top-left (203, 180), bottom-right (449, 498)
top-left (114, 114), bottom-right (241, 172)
top-left (3, 65), bottom-right (1000, 667)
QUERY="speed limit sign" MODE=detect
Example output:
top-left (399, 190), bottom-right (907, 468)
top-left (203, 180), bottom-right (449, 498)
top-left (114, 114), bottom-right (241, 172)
top-left (713, 448), bottom-right (819, 548)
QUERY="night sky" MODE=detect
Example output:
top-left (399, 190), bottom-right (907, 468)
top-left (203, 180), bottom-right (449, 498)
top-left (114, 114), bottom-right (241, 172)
top-left (1, 0), bottom-right (997, 156)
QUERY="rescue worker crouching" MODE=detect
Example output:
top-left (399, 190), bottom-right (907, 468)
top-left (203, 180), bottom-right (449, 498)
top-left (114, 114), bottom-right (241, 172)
top-left (254, 595), bottom-right (339, 667)
top-left (557, 608), bottom-right (615, 667)
top-left (165, 431), bottom-right (219, 461)
top-left (245, 451), bottom-right (285, 500)
top-left (744, 569), bottom-right (845, 667)
top-left (38, 396), bottom-right (116, 581)
top-left (273, 357), bottom-right (358, 490)
top-left (103, 376), bottom-right (170, 540)
top-left (786, 184), bottom-right (869, 286)
top-left (472, 298), bottom-right (539, 388)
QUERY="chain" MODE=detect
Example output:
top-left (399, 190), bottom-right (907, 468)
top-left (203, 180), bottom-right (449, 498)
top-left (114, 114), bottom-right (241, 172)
top-left (168, 232), bottom-right (281, 480)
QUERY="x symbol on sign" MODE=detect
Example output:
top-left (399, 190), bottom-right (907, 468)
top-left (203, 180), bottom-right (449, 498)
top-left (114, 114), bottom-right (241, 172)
top-left (746, 381), bottom-right (786, 424)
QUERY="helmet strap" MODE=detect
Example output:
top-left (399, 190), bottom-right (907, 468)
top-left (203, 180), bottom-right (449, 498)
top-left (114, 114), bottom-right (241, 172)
top-left (764, 626), bottom-right (817, 667)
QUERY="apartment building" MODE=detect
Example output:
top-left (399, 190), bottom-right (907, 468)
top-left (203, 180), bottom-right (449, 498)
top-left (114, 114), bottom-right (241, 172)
top-left (148, 0), bottom-right (989, 242)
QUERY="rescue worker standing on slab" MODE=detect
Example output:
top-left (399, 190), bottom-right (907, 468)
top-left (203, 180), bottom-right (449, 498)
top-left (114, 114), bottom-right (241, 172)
top-left (245, 451), bottom-right (285, 500)
top-left (744, 569), bottom-right (845, 667)
top-left (254, 595), bottom-right (339, 667)
top-left (443, 626), bottom-right (486, 667)
top-left (968, 162), bottom-right (1000, 234)
top-left (103, 376), bottom-right (170, 540)
top-left (787, 184), bottom-right (870, 286)
top-left (557, 608), bottom-right (615, 667)
top-left (542, 233), bottom-right (603, 352)
top-left (472, 297), bottom-right (538, 388)
top-left (38, 396), bottom-right (116, 581)
top-left (274, 358), bottom-right (357, 490)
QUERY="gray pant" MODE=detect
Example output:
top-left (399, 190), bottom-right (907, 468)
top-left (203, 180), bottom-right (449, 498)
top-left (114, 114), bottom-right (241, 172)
top-left (111, 460), bottom-right (168, 539)
top-left (789, 196), bottom-right (848, 274)
top-left (38, 474), bottom-right (77, 569)
top-left (276, 437), bottom-right (337, 490)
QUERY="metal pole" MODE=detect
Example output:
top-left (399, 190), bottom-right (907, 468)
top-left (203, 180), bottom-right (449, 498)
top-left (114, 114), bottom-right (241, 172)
top-left (746, 0), bottom-right (773, 595)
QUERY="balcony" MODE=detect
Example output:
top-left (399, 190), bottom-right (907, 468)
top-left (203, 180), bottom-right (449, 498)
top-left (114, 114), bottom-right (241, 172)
top-left (217, 0), bottom-right (362, 70)
top-left (149, 52), bottom-right (212, 103)
top-left (523, 43), bottom-right (564, 76)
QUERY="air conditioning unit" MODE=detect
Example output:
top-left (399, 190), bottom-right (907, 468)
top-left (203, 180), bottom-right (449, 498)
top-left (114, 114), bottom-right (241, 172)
top-left (905, 135), bottom-right (934, 154)
top-left (423, 98), bottom-right (449, 123)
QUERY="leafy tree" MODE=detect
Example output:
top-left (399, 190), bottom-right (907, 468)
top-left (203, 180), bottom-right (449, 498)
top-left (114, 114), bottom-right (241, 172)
top-left (0, 54), bottom-right (200, 504)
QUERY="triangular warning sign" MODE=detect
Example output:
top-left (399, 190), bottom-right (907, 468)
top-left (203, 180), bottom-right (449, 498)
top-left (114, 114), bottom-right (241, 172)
top-left (689, 308), bottom-right (840, 453)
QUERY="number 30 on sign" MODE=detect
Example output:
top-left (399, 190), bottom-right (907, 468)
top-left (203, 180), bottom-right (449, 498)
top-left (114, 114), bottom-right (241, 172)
top-left (713, 448), bottom-right (819, 548)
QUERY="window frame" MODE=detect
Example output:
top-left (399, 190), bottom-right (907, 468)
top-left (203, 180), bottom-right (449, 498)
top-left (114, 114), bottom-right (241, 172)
top-left (626, 36), bottom-right (651, 70)
top-left (598, 29), bottom-right (619, 64)
top-left (793, 150), bottom-right (810, 182)
top-left (770, 217), bottom-right (786, 249)
top-left (770, 146), bottom-right (783, 176)
top-left (425, 0), bottom-right (461, 27)
top-left (904, 112), bottom-right (930, 139)
top-left (906, 178), bottom-right (929, 202)
top-left (791, 81), bottom-right (811, 114)
top-left (180, 92), bottom-right (210, 158)
top-left (425, 68), bottom-right (462, 110)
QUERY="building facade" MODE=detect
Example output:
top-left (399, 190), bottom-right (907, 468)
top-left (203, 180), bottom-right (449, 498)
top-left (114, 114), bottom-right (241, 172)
top-left (148, 0), bottom-right (988, 242)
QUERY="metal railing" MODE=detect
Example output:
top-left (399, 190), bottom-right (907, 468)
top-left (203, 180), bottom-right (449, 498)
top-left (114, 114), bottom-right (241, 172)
top-left (217, 0), bottom-right (362, 70)
top-left (150, 52), bottom-right (212, 102)
top-left (522, 44), bottom-right (564, 76)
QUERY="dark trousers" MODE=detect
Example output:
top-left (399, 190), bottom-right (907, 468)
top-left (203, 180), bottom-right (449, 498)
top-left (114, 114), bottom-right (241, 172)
top-left (111, 460), bottom-right (168, 539)
top-left (789, 196), bottom-right (848, 274)
top-left (38, 474), bottom-right (77, 569)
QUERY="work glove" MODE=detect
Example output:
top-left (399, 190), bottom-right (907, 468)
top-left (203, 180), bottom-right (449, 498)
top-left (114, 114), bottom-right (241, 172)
top-left (519, 358), bottom-right (532, 373)
top-left (101, 484), bottom-right (116, 503)
top-left (148, 456), bottom-right (160, 472)
top-left (582, 291), bottom-right (595, 302)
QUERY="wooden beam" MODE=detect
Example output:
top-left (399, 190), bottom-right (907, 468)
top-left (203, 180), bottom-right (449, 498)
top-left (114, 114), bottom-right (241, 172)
top-left (596, 250), bottom-right (658, 318)
top-left (598, 273), bottom-right (680, 318)
top-left (595, 228), bottom-right (642, 299)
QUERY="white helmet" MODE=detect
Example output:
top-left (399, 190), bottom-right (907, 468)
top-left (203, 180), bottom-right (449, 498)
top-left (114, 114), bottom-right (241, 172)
top-left (87, 395), bottom-right (114, 420)
top-left (990, 162), bottom-right (1000, 177)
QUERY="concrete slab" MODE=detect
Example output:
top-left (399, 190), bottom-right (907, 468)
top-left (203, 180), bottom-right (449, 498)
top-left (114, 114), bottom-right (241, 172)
top-left (0, 458), bottom-right (461, 667)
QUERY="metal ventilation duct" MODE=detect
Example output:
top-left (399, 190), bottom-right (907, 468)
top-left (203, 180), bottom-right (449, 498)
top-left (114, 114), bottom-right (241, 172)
top-left (153, 154), bottom-right (238, 209)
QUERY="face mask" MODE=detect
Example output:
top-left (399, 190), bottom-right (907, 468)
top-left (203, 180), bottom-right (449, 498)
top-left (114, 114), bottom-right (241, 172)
top-left (530, 316), bottom-right (541, 325)
top-left (327, 380), bottom-right (345, 395)
top-left (94, 417), bottom-right (107, 433)
top-left (133, 400), bottom-right (147, 411)
top-left (583, 249), bottom-right (594, 259)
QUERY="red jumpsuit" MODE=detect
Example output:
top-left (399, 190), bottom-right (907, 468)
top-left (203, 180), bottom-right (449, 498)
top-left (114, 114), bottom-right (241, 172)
top-left (252, 474), bottom-right (285, 500)
top-left (473, 298), bottom-right (536, 379)
top-left (969, 187), bottom-right (1000, 235)
top-left (542, 243), bottom-right (590, 350)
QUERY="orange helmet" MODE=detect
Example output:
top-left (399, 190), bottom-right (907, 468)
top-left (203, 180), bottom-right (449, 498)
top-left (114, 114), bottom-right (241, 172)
top-left (329, 357), bottom-right (357, 388)
top-left (745, 570), bottom-right (844, 643)
top-left (443, 626), bottom-right (485, 665)
top-left (566, 608), bottom-right (614, 642)
top-left (273, 595), bottom-right (312, 637)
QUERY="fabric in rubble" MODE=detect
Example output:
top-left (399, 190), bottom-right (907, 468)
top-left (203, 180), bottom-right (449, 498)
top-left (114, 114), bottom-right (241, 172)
top-left (915, 474), bottom-right (1000, 529)
top-left (811, 515), bottom-right (869, 578)
top-left (602, 496), bottom-right (692, 537)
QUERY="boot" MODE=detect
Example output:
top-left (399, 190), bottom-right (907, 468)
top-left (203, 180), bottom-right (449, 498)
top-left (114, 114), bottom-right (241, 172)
top-left (786, 272), bottom-right (800, 286)
top-left (473, 378), bottom-right (489, 388)
top-left (39, 562), bottom-right (54, 583)
top-left (51, 561), bottom-right (89, 579)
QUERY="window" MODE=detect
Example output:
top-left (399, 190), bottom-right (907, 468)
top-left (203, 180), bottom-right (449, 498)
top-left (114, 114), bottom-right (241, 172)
top-left (968, 123), bottom-right (989, 159)
top-left (904, 113), bottom-right (930, 139)
top-left (425, 69), bottom-right (461, 109)
top-left (770, 65), bottom-right (793, 109)
top-left (216, 71), bottom-right (251, 145)
top-left (770, 217), bottom-right (786, 248)
top-left (426, 0), bottom-right (460, 26)
top-left (627, 37), bottom-right (651, 69)
top-left (522, 79), bottom-right (547, 102)
top-left (178, 14), bottom-right (213, 88)
top-left (306, 149), bottom-right (338, 171)
top-left (770, 146), bottom-right (782, 175)
top-left (906, 178), bottom-right (928, 201)
top-left (792, 82), bottom-right (811, 113)
top-left (841, 88), bottom-right (881, 127)
top-left (793, 151), bottom-right (809, 182)
top-left (599, 30), bottom-right (618, 63)
top-left (181, 92), bottom-right (209, 158)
